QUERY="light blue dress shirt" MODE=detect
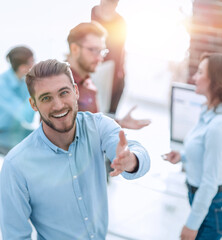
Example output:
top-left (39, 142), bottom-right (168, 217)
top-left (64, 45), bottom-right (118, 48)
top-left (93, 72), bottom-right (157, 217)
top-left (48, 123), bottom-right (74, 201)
top-left (181, 103), bottom-right (222, 230)
top-left (0, 68), bottom-right (35, 151)
top-left (0, 112), bottom-right (150, 240)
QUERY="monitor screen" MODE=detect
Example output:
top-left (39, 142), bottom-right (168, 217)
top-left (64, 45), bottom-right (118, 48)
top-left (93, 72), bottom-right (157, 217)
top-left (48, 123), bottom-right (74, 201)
top-left (170, 82), bottom-right (206, 143)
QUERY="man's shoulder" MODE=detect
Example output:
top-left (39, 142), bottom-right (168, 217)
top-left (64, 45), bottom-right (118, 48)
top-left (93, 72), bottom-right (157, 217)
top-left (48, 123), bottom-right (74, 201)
top-left (76, 111), bottom-right (119, 134)
top-left (4, 128), bottom-right (41, 163)
top-left (77, 111), bottom-right (117, 130)
top-left (77, 111), bottom-right (104, 123)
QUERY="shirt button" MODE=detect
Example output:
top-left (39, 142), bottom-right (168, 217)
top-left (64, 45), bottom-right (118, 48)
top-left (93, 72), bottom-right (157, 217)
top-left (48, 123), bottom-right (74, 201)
top-left (73, 175), bottom-right (77, 179)
top-left (69, 153), bottom-right (72, 157)
top-left (84, 217), bottom-right (88, 221)
top-left (88, 98), bottom-right (92, 103)
top-left (90, 235), bottom-right (94, 238)
top-left (78, 197), bottom-right (82, 200)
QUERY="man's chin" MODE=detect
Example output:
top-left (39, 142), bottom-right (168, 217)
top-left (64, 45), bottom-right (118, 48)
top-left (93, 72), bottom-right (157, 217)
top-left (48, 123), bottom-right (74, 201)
top-left (42, 119), bottom-right (75, 134)
top-left (53, 126), bottom-right (74, 133)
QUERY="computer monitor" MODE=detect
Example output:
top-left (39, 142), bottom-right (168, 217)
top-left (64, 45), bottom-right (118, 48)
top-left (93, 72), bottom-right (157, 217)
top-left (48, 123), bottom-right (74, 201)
top-left (170, 82), bottom-right (206, 143)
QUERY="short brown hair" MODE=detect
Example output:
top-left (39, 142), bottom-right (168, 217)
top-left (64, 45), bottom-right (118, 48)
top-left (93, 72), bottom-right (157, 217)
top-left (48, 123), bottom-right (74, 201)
top-left (67, 21), bottom-right (107, 47)
top-left (26, 59), bottom-right (75, 98)
top-left (200, 52), bottom-right (222, 105)
top-left (6, 46), bottom-right (33, 72)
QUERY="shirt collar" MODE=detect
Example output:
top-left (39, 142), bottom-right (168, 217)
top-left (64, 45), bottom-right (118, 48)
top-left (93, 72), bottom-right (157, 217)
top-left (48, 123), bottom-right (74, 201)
top-left (38, 120), bottom-right (79, 153)
top-left (201, 103), bottom-right (222, 123)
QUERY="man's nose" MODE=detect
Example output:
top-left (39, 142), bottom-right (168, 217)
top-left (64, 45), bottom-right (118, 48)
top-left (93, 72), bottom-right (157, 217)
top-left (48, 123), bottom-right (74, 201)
top-left (52, 97), bottom-right (65, 110)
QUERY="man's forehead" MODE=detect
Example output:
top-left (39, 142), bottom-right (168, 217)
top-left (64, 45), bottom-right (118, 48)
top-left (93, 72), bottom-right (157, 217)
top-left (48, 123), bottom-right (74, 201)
top-left (83, 34), bottom-right (106, 46)
top-left (34, 74), bottom-right (72, 95)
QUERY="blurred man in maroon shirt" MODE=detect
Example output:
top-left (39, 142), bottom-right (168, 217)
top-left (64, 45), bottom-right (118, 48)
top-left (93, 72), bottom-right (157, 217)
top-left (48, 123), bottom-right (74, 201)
top-left (67, 21), bottom-right (150, 129)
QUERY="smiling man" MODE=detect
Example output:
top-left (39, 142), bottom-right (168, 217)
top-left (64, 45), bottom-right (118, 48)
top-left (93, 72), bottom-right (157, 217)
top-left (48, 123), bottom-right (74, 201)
top-left (0, 59), bottom-right (150, 240)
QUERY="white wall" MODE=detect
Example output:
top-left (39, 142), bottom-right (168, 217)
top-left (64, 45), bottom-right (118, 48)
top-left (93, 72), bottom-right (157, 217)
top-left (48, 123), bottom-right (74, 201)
top-left (0, 0), bottom-right (100, 71)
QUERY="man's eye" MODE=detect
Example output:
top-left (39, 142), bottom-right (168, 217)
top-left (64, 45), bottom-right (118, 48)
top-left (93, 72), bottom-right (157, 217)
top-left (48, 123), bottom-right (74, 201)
top-left (61, 91), bottom-right (69, 96)
top-left (41, 96), bottom-right (50, 102)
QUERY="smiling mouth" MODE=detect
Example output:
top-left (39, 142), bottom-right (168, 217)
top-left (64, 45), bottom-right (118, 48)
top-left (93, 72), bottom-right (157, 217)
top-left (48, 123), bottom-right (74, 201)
top-left (52, 111), bottom-right (69, 118)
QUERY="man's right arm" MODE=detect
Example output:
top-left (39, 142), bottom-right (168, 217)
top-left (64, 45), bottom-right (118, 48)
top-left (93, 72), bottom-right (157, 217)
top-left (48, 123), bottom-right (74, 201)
top-left (97, 113), bottom-right (150, 179)
top-left (0, 160), bottom-right (32, 239)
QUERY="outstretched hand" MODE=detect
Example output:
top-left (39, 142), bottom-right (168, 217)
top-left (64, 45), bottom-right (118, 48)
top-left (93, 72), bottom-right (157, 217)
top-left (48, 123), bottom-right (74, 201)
top-left (117, 106), bottom-right (151, 130)
top-left (162, 150), bottom-right (181, 164)
top-left (110, 130), bottom-right (138, 177)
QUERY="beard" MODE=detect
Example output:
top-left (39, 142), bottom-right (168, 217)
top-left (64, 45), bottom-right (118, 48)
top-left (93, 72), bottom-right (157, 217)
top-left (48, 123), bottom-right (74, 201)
top-left (38, 102), bottom-right (78, 133)
top-left (78, 56), bottom-right (98, 73)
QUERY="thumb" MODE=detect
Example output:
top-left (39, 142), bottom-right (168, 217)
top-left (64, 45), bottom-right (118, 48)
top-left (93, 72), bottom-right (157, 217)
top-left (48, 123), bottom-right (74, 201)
top-left (119, 130), bottom-right (127, 147)
top-left (127, 105), bottom-right (137, 116)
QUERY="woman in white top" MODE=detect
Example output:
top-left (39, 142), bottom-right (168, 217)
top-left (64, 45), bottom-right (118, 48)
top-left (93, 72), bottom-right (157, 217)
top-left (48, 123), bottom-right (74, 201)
top-left (165, 52), bottom-right (222, 240)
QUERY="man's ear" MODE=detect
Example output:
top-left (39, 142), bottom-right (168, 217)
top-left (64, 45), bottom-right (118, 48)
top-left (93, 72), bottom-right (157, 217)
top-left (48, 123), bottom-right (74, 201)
top-left (70, 43), bottom-right (80, 55)
top-left (29, 97), bottom-right (38, 111)
top-left (74, 84), bottom-right (79, 100)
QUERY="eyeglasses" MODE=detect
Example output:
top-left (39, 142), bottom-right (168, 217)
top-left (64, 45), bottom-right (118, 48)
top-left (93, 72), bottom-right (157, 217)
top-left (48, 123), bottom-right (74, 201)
top-left (78, 44), bottom-right (109, 58)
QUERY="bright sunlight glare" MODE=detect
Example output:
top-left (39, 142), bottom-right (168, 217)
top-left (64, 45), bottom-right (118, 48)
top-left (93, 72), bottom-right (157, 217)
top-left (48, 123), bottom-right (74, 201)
top-left (118, 0), bottom-right (192, 62)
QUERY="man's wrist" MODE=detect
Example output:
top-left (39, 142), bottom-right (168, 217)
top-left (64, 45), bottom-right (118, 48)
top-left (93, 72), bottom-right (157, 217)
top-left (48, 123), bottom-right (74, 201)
top-left (126, 153), bottom-right (139, 173)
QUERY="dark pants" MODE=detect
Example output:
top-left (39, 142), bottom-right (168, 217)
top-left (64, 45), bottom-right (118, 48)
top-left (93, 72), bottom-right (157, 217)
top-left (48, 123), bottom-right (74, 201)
top-left (109, 77), bottom-right (125, 114)
top-left (188, 190), bottom-right (222, 240)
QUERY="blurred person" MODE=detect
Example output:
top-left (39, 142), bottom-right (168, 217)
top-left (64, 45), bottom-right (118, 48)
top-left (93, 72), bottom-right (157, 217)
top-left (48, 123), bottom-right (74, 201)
top-left (0, 59), bottom-right (150, 239)
top-left (91, 0), bottom-right (126, 114)
top-left (163, 53), bottom-right (222, 240)
top-left (67, 21), bottom-right (150, 130)
top-left (0, 46), bottom-right (35, 154)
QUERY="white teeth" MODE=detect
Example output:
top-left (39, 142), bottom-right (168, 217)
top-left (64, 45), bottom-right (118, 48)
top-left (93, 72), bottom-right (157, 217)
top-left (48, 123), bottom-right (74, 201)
top-left (53, 111), bottom-right (68, 118)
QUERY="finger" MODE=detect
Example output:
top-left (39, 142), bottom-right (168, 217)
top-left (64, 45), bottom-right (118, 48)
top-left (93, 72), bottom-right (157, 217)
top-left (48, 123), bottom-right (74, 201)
top-left (161, 154), bottom-right (168, 160)
top-left (110, 169), bottom-right (123, 177)
top-left (111, 160), bottom-right (124, 169)
top-left (124, 106), bottom-right (137, 117)
top-left (117, 149), bottom-right (130, 159)
top-left (110, 158), bottom-right (124, 169)
top-left (128, 105), bottom-right (137, 115)
top-left (139, 119), bottom-right (151, 125)
top-left (119, 130), bottom-right (127, 147)
top-left (136, 119), bottom-right (151, 129)
top-left (110, 163), bottom-right (122, 171)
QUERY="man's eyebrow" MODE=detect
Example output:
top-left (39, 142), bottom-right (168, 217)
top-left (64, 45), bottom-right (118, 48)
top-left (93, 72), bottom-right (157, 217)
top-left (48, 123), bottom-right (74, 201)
top-left (38, 92), bottom-right (50, 100)
top-left (38, 87), bottom-right (72, 100)
top-left (58, 87), bottom-right (72, 92)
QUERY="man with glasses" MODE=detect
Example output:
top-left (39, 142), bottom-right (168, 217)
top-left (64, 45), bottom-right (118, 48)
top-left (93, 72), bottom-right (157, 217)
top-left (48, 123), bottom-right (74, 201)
top-left (67, 21), bottom-right (150, 129)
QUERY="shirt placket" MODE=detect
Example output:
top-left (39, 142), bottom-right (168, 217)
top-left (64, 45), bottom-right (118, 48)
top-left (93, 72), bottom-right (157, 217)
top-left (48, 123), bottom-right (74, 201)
top-left (68, 142), bottom-right (95, 239)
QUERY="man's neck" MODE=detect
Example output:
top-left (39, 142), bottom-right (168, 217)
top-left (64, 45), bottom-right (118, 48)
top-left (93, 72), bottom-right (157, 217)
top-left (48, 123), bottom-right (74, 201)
top-left (42, 123), bottom-right (76, 151)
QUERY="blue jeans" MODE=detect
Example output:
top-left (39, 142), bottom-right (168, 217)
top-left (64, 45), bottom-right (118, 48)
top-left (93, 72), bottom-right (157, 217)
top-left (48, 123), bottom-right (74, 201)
top-left (188, 191), bottom-right (222, 240)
